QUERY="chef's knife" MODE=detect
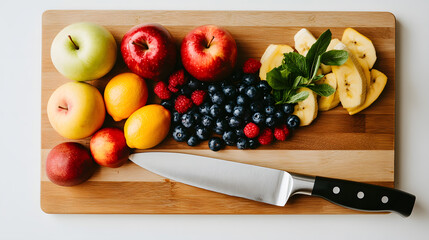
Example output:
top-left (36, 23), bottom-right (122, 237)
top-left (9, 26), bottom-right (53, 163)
top-left (129, 152), bottom-right (415, 216)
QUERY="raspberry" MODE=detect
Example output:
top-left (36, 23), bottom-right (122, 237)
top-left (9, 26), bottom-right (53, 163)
top-left (243, 123), bottom-right (260, 139)
top-left (258, 128), bottom-right (273, 145)
top-left (282, 124), bottom-right (290, 138)
top-left (274, 128), bottom-right (286, 141)
top-left (174, 95), bottom-right (193, 113)
top-left (168, 69), bottom-right (187, 93)
top-left (154, 81), bottom-right (172, 100)
top-left (243, 58), bottom-right (261, 74)
top-left (191, 90), bottom-right (207, 106)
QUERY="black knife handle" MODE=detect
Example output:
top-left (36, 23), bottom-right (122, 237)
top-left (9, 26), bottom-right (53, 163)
top-left (311, 176), bottom-right (416, 217)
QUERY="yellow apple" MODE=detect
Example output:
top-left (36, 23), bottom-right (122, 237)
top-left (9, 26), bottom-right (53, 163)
top-left (47, 82), bottom-right (105, 139)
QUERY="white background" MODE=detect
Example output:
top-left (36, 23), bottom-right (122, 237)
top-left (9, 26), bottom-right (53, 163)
top-left (1, 0), bottom-right (429, 239)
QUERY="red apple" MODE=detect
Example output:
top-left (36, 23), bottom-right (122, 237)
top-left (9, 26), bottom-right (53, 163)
top-left (181, 25), bottom-right (237, 82)
top-left (121, 23), bottom-right (177, 81)
top-left (90, 128), bottom-right (130, 168)
top-left (46, 142), bottom-right (96, 186)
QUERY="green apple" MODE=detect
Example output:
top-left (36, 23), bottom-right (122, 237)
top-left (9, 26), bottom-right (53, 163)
top-left (47, 82), bottom-right (106, 139)
top-left (50, 22), bottom-right (117, 81)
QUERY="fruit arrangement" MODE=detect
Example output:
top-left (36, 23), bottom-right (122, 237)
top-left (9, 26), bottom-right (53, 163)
top-left (45, 21), bottom-right (387, 187)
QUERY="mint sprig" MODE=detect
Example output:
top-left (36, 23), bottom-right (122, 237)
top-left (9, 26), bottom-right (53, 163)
top-left (266, 29), bottom-right (348, 104)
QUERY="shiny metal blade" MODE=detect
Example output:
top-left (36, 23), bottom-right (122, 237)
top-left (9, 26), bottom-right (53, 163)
top-left (129, 152), bottom-right (294, 206)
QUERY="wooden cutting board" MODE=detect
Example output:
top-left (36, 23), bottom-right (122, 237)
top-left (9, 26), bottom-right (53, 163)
top-left (41, 10), bottom-right (395, 214)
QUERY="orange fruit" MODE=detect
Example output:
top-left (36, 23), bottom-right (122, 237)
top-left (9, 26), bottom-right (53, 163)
top-left (124, 104), bottom-right (171, 149)
top-left (104, 72), bottom-right (148, 121)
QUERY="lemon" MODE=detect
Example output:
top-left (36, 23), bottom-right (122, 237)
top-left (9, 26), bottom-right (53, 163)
top-left (104, 72), bottom-right (148, 121)
top-left (124, 104), bottom-right (171, 149)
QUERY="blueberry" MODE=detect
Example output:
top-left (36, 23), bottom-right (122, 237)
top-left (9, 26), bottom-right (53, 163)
top-left (210, 104), bottom-right (224, 118)
top-left (172, 125), bottom-right (188, 142)
top-left (238, 84), bottom-right (247, 94)
top-left (274, 110), bottom-right (285, 124)
top-left (211, 91), bottom-right (225, 105)
top-left (172, 111), bottom-right (181, 124)
top-left (187, 134), bottom-right (200, 146)
top-left (192, 111), bottom-right (201, 123)
top-left (257, 81), bottom-right (272, 94)
top-left (214, 127), bottom-right (224, 135)
top-left (265, 105), bottom-right (275, 115)
top-left (243, 110), bottom-right (252, 123)
top-left (208, 137), bottom-right (224, 151)
top-left (248, 138), bottom-right (259, 149)
top-left (282, 103), bottom-right (295, 115)
top-left (231, 69), bottom-right (243, 83)
top-left (201, 115), bottom-right (213, 128)
top-left (215, 118), bottom-right (228, 131)
top-left (236, 94), bottom-right (248, 106)
top-left (286, 115), bottom-right (300, 129)
top-left (199, 102), bottom-right (211, 115)
top-left (208, 84), bottom-right (219, 94)
top-left (228, 116), bottom-right (242, 128)
top-left (161, 99), bottom-right (173, 110)
top-left (224, 101), bottom-right (235, 114)
top-left (236, 137), bottom-right (249, 149)
top-left (265, 115), bottom-right (276, 127)
top-left (223, 85), bottom-right (237, 99)
top-left (181, 113), bottom-right (194, 128)
top-left (263, 94), bottom-right (275, 106)
top-left (245, 86), bottom-right (259, 99)
top-left (187, 78), bottom-right (201, 90)
top-left (252, 112), bottom-right (265, 125)
top-left (236, 128), bottom-right (246, 138)
top-left (250, 102), bottom-right (263, 112)
top-left (180, 85), bottom-right (193, 96)
top-left (222, 130), bottom-right (237, 145)
top-left (233, 105), bottom-right (244, 118)
top-left (195, 126), bottom-right (211, 140)
top-left (242, 73), bottom-right (259, 85)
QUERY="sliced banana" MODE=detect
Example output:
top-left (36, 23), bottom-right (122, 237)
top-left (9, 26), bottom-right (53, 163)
top-left (259, 44), bottom-right (294, 80)
top-left (347, 69), bottom-right (387, 115)
top-left (292, 87), bottom-right (318, 126)
top-left (331, 42), bottom-right (367, 109)
top-left (318, 73), bottom-right (340, 111)
top-left (342, 28), bottom-right (377, 69)
top-left (294, 28), bottom-right (317, 56)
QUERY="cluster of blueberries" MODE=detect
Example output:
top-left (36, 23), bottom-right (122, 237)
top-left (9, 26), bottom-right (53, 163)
top-left (161, 72), bottom-right (300, 151)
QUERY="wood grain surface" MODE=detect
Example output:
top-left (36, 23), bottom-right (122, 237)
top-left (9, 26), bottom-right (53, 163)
top-left (41, 10), bottom-right (395, 214)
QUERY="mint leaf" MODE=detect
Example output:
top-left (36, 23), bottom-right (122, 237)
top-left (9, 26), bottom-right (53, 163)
top-left (282, 52), bottom-right (308, 77)
top-left (306, 30), bottom-right (332, 79)
top-left (266, 67), bottom-right (289, 90)
top-left (273, 89), bottom-right (283, 103)
top-left (310, 55), bottom-right (322, 79)
top-left (307, 83), bottom-right (335, 97)
top-left (313, 74), bottom-right (324, 82)
top-left (293, 76), bottom-right (308, 88)
top-left (321, 50), bottom-right (349, 66)
top-left (286, 90), bottom-right (309, 103)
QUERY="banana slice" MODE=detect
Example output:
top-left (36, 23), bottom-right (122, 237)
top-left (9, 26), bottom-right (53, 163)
top-left (342, 28), bottom-right (377, 69)
top-left (292, 87), bottom-right (318, 126)
top-left (294, 28), bottom-right (317, 56)
top-left (347, 69), bottom-right (387, 115)
top-left (259, 44), bottom-right (294, 80)
top-left (331, 42), bottom-right (367, 108)
top-left (318, 73), bottom-right (340, 111)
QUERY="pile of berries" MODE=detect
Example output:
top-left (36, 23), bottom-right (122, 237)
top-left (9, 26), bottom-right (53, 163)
top-left (156, 59), bottom-right (301, 151)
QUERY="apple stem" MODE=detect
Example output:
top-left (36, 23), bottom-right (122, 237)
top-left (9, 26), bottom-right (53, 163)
top-left (132, 41), bottom-right (148, 50)
top-left (206, 36), bottom-right (215, 48)
top-left (68, 35), bottom-right (79, 50)
top-left (58, 106), bottom-right (68, 111)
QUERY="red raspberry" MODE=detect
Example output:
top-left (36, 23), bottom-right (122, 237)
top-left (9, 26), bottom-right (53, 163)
top-left (274, 128), bottom-right (286, 141)
top-left (191, 90), bottom-right (207, 106)
top-left (282, 124), bottom-right (290, 138)
top-left (243, 123), bottom-right (260, 139)
top-left (168, 69), bottom-right (187, 93)
top-left (174, 95), bottom-right (193, 113)
top-left (154, 81), bottom-right (172, 100)
top-left (258, 128), bottom-right (273, 145)
top-left (243, 58), bottom-right (261, 74)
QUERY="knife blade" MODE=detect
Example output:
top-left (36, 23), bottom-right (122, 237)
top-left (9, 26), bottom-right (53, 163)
top-left (129, 152), bottom-right (415, 216)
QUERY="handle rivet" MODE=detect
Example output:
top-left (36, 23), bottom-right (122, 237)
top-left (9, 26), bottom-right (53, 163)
top-left (381, 196), bottom-right (389, 203)
top-left (333, 186), bottom-right (340, 194)
top-left (357, 191), bottom-right (365, 199)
